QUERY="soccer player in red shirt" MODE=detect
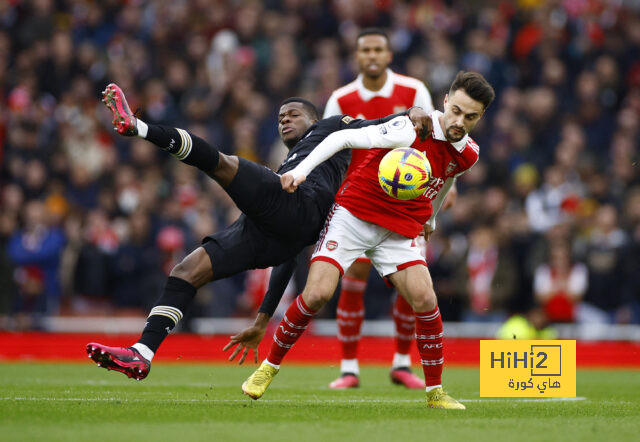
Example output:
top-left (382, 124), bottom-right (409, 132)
top-left (242, 71), bottom-right (495, 409)
top-left (323, 28), bottom-right (436, 390)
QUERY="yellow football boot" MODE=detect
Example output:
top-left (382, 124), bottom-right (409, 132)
top-left (242, 362), bottom-right (279, 400)
top-left (426, 387), bottom-right (466, 409)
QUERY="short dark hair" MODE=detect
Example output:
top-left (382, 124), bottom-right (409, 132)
top-left (449, 71), bottom-right (495, 110)
top-left (357, 28), bottom-right (390, 46)
top-left (281, 97), bottom-right (319, 120)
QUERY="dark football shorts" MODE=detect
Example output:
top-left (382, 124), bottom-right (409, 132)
top-left (201, 158), bottom-right (330, 281)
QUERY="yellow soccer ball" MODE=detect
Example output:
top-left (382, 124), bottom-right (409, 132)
top-left (378, 147), bottom-right (431, 200)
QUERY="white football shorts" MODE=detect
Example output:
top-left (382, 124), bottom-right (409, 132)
top-left (311, 204), bottom-right (426, 277)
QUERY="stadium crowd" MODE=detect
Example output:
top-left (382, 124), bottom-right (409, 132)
top-left (1, 0), bottom-right (639, 330)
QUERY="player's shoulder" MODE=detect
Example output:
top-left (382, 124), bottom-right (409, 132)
top-left (330, 80), bottom-right (359, 99)
top-left (313, 114), bottom-right (354, 136)
top-left (316, 114), bottom-right (357, 131)
top-left (457, 136), bottom-right (480, 167)
top-left (464, 136), bottom-right (480, 155)
top-left (392, 72), bottom-right (428, 90)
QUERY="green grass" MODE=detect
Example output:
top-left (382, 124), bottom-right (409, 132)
top-left (0, 363), bottom-right (639, 441)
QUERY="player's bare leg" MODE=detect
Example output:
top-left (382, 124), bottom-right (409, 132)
top-left (389, 265), bottom-right (465, 409)
top-left (243, 261), bottom-right (341, 399)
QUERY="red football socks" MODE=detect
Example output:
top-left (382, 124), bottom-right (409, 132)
top-left (267, 295), bottom-right (317, 366)
top-left (393, 295), bottom-right (415, 355)
top-left (336, 276), bottom-right (366, 359)
top-left (415, 306), bottom-right (444, 387)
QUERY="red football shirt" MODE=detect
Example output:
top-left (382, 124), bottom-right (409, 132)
top-left (334, 112), bottom-right (479, 238)
top-left (323, 69), bottom-right (434, 177)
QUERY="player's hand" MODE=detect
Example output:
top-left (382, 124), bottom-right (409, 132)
top-left (280, 172), bottom-right (306, 193)
top-left (407, 107), bottom-right (432, 141)
top-left (442, 183), bottom-right (458, 210)
top-left (223, 324), bottom-right (266, 365)
top-left (422, 224), bottom-right (435, 243)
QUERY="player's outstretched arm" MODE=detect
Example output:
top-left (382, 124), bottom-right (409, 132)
top-left (224, 258), bottom-right (298, 364)
top-left (223, 313), bottom-right (269, 365)
top-left (285, 115), bottom-right (418, 190)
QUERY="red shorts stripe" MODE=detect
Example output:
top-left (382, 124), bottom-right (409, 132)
top-left (355, 256), bottom-right (371, 263)
top-left (396, 260), bottom-right (427, 271)
top-left (311, 256), bottom-right (345, 276)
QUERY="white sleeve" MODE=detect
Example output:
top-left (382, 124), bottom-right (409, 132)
top-left (425, 177), bottom-right (455, 231)
top-left (291, 116), bottom-right (417, 179)
top-left (413, 82), bottom-right (434, 113)
top-left (533, 266), bottom-right (553, 300)
top-left (323, 94), bottom-right (343, 118)
top-left (567, 263), bottom-right (588, 299)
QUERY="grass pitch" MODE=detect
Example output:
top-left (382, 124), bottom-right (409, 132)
top-left (1, 362), bottom-right (638, 441)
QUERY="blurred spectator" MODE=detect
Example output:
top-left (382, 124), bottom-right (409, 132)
top-left (525, 165), bottom-right (582, 234)
top-left (622, 223), bottom-right (640, 324)
top-left (0, 212), bottom-right (17, 329)
top-left (111, 209), bottom-right (163, 312)
top-left (461, 224), bottom-right (517, 322)
top-left (576, 204), bottom-right (628, 323)
top-left (7, 200), bottom-right (66, 328)
top-left (73, 208), bottom-right (118, 303)
top-left (424, 233), bottom-right (467, 321)
top-left (533, 241), bottom-right (588, 323)
top-left (0, 0), bottom-right (639, 325)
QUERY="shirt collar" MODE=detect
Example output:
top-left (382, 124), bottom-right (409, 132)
top-left (431, 110), bottom-right (468, 152)
top-left (356, 69), bottom-right (395, 101)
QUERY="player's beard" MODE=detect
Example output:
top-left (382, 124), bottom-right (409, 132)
top-left (363, 63), bottom-right (385, 79)
top-left (446, 126), bottom-right (466, 142)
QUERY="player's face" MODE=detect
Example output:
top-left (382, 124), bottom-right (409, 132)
top-left (278, 102), bottom-right (315, 148)
top-left (356, 35), bottom-right (392, 79)
top-left (442, 89), bottom-right (485, 142)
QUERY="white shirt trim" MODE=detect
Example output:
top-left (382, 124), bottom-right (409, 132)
top-left (356, 69), bottom-right (395, 101)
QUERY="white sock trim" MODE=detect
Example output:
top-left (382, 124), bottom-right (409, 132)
top-left (340, 359), bottom-right (360, 375)
top-left (392, 353), bottom-right (411, 369)
top-left (132, 343), bottom-right (154, 361)
top-left (136, 119), bottom-right (148, 138)
top-left (264, 359), bottom-right (280, 370)
top-left (426, 384), bottom-right (442, 392)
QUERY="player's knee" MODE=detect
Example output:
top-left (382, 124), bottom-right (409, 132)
top-left (169, 249), bottom-right (213, 288)
top-left (169, 260), bottom-right (193, 281)
top-left (210, 154), bottom-right (239, 186)
top-left (408, 288), bottom-right (437, 313)
top-left (303, 285), bottom-right (334, 310)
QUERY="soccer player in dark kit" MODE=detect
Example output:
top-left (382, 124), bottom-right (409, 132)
top-left (85, 83), bottom-right (431, 379)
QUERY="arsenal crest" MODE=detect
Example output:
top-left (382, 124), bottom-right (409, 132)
top-left (446, 161), bottom-right (457, 175)
top-left (326, 240), bottom-right (338, 251)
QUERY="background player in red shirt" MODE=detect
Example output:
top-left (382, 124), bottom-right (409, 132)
top-left (324, 28), bottom-right (448, 390)
top-left (242, 71), bottom-right (495, 409)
